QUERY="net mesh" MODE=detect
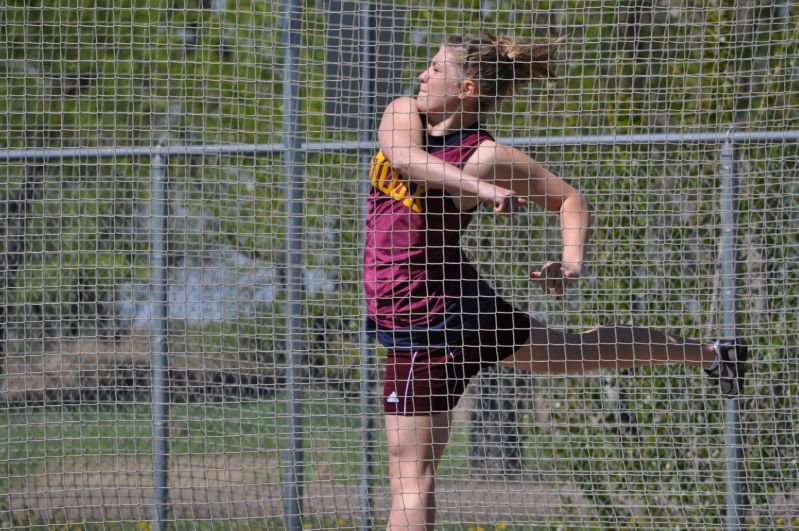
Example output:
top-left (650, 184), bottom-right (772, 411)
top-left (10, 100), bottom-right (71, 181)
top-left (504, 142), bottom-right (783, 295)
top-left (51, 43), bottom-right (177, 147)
top-left (1, 0), bottom-right (797, 529)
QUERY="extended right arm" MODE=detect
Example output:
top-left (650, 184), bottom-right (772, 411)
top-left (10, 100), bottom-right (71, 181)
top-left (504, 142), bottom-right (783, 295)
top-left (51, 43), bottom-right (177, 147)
top-left (377, 97), bottom-right (519, 210)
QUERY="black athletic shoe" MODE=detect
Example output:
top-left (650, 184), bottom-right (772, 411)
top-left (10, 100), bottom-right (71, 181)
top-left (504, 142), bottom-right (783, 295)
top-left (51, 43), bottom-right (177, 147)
top-left (704, 339), bottom-right (748, 398)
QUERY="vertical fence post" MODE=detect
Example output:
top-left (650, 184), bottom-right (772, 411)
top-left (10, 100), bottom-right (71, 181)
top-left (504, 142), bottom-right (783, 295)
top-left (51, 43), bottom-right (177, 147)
top-left (150, 153), bottom-right (171, 529)
top-left (358, 4), bottom-right (376, 530)
top-left (720, 138), bottom-right (744, 530)
top-left (282, 0), bottom-right (305, 529)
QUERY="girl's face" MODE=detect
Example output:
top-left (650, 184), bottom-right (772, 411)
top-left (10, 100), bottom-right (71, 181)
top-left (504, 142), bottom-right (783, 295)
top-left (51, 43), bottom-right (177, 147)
top-left (416, 46), bottom-right (470, 115)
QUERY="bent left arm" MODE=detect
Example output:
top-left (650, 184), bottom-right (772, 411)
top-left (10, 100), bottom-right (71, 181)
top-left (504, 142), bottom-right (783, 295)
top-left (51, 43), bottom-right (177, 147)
top-left (556, 193), bottom-right (590, 276)
top-left (482, 144), bottom-right (590, 277)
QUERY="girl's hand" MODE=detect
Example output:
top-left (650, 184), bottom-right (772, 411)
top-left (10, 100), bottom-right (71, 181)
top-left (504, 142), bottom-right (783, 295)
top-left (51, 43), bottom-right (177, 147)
top-left (479, 182), bottom-right (527, 214)
top-left (530, 261), bottom-right (579, 297)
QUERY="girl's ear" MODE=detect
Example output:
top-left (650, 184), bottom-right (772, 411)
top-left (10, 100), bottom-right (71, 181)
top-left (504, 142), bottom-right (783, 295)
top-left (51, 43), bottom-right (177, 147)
top-left (460, 79), bottom-right (479, 98)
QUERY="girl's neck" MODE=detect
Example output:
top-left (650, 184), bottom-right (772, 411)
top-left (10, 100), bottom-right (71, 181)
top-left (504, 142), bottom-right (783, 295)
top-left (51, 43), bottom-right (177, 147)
top-left (425, 110), bottom-right (481, 136)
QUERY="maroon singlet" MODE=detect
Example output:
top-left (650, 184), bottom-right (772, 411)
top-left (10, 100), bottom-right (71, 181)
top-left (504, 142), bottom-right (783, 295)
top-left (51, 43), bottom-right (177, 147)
top-left (363, 118), bottom-right (494, 337)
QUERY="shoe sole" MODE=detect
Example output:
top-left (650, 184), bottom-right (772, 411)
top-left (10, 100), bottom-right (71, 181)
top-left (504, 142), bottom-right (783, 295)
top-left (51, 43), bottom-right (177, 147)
top-left (719, 341), bottom-right (748, 398)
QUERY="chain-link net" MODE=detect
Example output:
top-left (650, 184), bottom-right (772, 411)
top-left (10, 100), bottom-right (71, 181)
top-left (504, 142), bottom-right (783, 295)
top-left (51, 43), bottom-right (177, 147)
top-left (1, 1), bottom-right (797, 529)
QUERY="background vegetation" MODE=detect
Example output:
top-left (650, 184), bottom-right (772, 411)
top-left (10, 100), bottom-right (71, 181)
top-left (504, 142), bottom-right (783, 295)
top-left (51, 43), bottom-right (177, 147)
top-left (1, 0), bottom-right (798, 528)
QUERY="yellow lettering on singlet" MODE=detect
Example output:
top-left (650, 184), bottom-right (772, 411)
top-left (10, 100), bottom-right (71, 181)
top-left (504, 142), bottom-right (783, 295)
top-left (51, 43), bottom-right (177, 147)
top-left (369, 151), bottom-right (424, 213)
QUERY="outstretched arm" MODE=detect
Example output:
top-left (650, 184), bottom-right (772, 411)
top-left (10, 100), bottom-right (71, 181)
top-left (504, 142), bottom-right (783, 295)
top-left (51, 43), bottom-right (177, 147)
top-left (377, 97), bottom-right (523, 212)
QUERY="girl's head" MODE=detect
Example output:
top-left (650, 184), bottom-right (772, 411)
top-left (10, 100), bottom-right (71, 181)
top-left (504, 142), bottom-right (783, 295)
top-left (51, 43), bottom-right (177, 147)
top-left (416, 33), bottom-right (563, 117)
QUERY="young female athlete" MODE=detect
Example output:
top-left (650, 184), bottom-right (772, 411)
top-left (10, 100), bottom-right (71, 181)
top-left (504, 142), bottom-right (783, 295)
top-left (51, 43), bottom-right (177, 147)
top-left (363, 33), bottom-right (747, 530)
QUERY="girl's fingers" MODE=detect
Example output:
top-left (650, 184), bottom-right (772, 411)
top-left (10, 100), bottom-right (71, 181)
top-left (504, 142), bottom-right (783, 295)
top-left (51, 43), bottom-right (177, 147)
top-left (494, 195), bottom-right (527, 214)
top-left (531, 263), bottom-right (569, 296)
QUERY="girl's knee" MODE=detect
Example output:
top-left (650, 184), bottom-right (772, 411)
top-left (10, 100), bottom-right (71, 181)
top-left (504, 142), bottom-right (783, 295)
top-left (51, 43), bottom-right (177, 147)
top-left (389, 455), bottom-right (436, 495)
top-left (390, 479), bottom-right (435, 515)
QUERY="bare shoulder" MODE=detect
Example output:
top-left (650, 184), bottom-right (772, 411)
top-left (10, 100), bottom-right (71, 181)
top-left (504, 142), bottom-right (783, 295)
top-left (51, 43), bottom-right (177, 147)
top-left (383, 96), bottom-right (419, 115)
top-left (379, 96), bottom-right (423, 133)
top-left (463, 140), bottom-right (516, 180)
top-left (378, 97), bottom-right (425, 153)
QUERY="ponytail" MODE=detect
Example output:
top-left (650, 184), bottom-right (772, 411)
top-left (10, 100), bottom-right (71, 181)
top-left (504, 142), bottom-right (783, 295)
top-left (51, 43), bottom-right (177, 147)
top-left (489, 33), bottom-right (565, 80)
top-left (446, 33), bottom-right (565, 110)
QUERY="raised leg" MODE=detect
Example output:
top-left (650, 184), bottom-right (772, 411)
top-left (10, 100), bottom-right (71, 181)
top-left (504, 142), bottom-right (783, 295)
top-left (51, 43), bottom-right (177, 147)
top-left (501, 317), bottom-right (716, 373)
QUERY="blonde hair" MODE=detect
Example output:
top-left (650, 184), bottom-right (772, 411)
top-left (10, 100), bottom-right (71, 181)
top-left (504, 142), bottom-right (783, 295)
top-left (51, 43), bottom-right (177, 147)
top-left (445, 33), bottom-right (565, 111)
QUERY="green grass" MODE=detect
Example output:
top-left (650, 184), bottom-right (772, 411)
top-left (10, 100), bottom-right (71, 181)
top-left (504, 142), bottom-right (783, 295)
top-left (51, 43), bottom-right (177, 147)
top-left (1, 395), bottom-right (539, 529)
top-left (0, 392), bottom-right (527, 492)
top-left (0, 393), bottom-right (378, 528)
top-left (0, 391), bottom-right (384, 483)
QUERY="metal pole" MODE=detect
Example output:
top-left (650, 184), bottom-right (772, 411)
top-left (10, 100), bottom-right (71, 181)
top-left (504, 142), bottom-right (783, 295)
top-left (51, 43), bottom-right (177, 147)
top-left (720, 139), bottom-right (744, 530)
top-left (358, 4), bottom-right (376, 530)
top-left (149, 153), bottom-right (171, 529)
top-left (281, 0), bottom-right (305, 529)
top-left (3, 130), bottom-right (799, 162)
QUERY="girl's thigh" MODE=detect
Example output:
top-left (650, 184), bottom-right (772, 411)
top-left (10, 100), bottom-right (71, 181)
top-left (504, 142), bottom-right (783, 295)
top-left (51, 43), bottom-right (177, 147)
top-left (385, 411), bottom-right (452, 472)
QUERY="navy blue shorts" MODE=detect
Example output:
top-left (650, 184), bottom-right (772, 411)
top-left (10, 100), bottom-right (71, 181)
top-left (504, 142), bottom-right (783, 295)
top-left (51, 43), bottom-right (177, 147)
top-left (382, 301), bottom-right (531, 416)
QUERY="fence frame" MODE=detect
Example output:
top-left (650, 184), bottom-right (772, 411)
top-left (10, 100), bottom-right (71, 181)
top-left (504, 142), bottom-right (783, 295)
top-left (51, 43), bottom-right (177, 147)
top-left (1, 128), bottom-right (795, 529)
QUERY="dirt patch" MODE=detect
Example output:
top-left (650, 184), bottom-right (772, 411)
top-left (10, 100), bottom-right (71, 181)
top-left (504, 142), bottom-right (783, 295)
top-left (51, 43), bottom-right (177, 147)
top-left (2, 338), bottom-right (152, 404)
top-left (7, 453), bottom-right (282, 523)
top-left (1, 338), bottom-right (281, 405)
top-left (6, 453), bottom-right (595, 525)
